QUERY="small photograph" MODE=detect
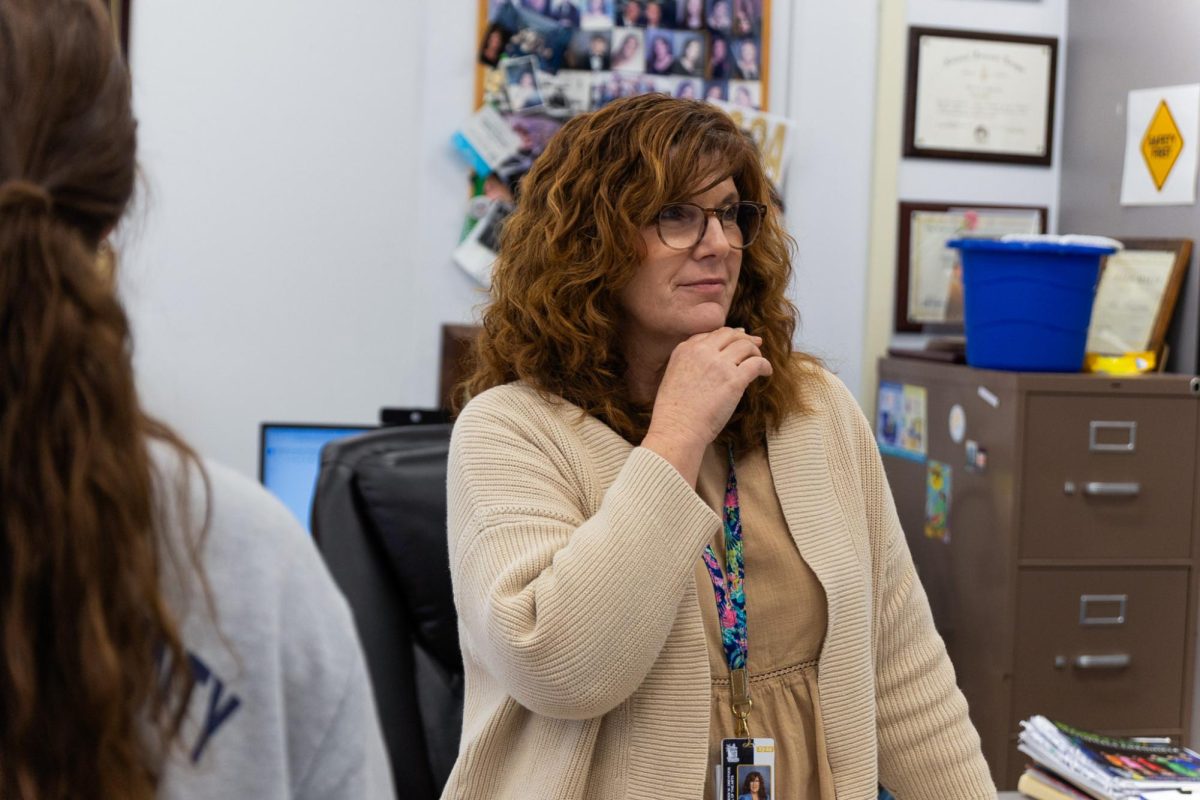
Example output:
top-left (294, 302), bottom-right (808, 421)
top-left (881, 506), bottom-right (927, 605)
top-left (670, 76), bottom-right (704, 100)
top-left (729, 78), bottom-right (761, 110)
top-left (496, 2), bottom-right (573, 73)
top-left (479, 21), bottom-right (514, 67)
top-left (643, 0), bottom-right (675, 28)
top-left (609, 27), bottom-right (646, 71)
top-left (531, 69), bottom-right (594, 116)
top-left (594, 70), bottom-right (655, 106)
top-left (730, 0), bottom-right (761, 37)
top-left (706, 0), bottom-right (732, 32)
top-left (539, 0), bottom-right (583, 26)
top-left (670, 30), bottom-right (705, 77)
top-left (617, 0), bottom-right (644, 27)
top-left (577, 0), bottom-right (615, 29)
top-left (676, 0), bottom-right (705, 30)
top-left (703, 79), bottom-right (728, 102)
top-left (504, 56), bottom-right (544, 111)
top-left (645, 29), bottom-right (675, 74)
top-left (566, 29), bottom-right (612, 70)
top-left (731, 36), bottom-right (761, 80)
top-left (737, 766), bottom-right (772, 800)
top-left (707, 34), bottom-right (732, 79)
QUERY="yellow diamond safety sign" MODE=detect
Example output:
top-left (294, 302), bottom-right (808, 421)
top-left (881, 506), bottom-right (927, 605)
top-left (1141, 100), bottom-right (1184, 191)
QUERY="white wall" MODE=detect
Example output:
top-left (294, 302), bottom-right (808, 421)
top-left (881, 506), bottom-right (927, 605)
top-left (778, 1), bottom-right (880, 396)
top-left (122, 0), bottom-right (882, 479)
top-left (123, 1), bottom-right (482, 478)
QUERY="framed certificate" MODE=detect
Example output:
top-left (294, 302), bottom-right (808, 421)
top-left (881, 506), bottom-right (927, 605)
top-left (894, 201), bottom-right (1046, 332)
top-left (1086, 239), bottom-right (1192, 357)
top-left (903, 27), bottom-right (1058, 166)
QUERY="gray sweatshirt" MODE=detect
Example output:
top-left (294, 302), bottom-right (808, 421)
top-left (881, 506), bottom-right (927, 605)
top-left (151, 448), bottom-right (395, 799)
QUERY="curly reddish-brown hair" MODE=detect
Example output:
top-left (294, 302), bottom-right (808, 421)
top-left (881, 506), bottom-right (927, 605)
top-left (464, 93), bottom-right (820, 450)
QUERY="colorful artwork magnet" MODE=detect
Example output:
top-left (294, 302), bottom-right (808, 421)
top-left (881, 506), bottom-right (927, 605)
top-left (876, 382), bottom-right (927, 462)
top-left (924, 459), bottom-right (951, 544)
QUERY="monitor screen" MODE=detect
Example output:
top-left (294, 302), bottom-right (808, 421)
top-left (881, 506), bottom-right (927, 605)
top-left (259, 424), bottom-right (372, 532)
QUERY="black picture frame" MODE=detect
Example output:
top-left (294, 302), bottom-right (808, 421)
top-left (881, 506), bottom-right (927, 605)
top-left (903, 26), bottom-right (1058, 167)
top-left (894, 201), bottom-right (1048, 333)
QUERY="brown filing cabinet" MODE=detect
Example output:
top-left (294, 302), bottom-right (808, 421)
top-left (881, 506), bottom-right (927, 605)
top-left (876, 357), bottom-right (1200, 790)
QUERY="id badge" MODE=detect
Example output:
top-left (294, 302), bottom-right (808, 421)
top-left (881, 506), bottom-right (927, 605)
top-left (716, 737), bottom-right (776, 800)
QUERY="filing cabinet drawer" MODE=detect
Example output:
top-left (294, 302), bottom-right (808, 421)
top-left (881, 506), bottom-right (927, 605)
top-left (1020, 395), bottom-right (1196, 559)
top-left (1012, 568), bottom-right (1188, 731)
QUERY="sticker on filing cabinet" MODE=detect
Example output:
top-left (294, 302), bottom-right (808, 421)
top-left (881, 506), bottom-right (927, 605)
top-left (925, 460), bottom-right (951, 544)
top-left (948, 404), bottom-right (966, 443)
top-left (876, 382), bottom-right (927, 462)
top-left (976, 385), bottom-right (999, 408)
top-left (964, 439), bottom-right (987, 472)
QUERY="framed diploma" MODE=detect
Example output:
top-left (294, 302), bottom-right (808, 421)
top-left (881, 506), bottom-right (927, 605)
top-left (903, 27), bottom-right (1058, 166)
top-left (1086, 239), bottom-right (1192, 357)
top-left (895, 201), bottom-right (1046, 332)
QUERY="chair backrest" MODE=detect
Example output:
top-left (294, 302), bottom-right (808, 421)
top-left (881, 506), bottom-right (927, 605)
top-left (312, 424), bottom-right (462, 800)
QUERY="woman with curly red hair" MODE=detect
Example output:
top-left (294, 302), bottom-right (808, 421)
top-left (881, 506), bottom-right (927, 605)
top-left (445, 94), bottom-right (994, 799)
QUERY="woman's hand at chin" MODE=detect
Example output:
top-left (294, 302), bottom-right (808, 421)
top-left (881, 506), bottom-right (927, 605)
top-left (640, 326), bottom-right (772, 486)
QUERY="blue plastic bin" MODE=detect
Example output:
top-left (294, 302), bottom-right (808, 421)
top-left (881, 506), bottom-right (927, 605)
top-left (946, 238), bottom-right (1119, 372)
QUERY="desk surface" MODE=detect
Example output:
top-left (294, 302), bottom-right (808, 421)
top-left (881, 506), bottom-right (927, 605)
top-left (998, 793), bottom-right (1023, 799)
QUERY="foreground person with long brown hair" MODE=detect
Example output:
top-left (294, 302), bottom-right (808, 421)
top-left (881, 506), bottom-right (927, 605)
top-left (0, 1), bottom-right (392, 797)
top-left (444, 94), bottom-right (995, 799)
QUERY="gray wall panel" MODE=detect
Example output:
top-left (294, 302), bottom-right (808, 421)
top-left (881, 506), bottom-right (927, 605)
top-left (1060, 1), bottom-right (1200, 373)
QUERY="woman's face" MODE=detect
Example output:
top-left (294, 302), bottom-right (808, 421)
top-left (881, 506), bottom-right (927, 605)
top-left (653, 37), bottom-right (670, 58)
top-left (620, 35), bottom-right (638, 57)
top-left (519, 71), bottom-right (534, 88)
top-left (687, 0), bottom-right (702, 14)
top-left (684, 39), bottom-right (700, 60)
top-left (749, 776), bottom-right (761, 792)
top-left (485, 30), bottom-right (502, 56)
top-left (645, 2), bottom-right (661, 24)
top-left (678, 82), bottom-right (696, 99)
top-left (712, 38), bottom-right (726, 59)
top-left (739, 41), bottom-right (756, 62)
top-left (621, 175), bottom-right (743, 354)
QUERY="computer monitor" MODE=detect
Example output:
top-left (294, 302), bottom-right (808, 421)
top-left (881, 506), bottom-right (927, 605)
top-left (258, 423), bottom-right (373, 532)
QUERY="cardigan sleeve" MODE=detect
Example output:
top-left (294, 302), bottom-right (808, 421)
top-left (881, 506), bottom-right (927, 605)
top-left (447, 388), bottom-right (720, 720)
top-left (833, 378), bottom-right (996, 798)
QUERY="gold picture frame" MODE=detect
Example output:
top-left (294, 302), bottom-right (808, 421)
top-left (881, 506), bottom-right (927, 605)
top-left (1086, 238), bottom-right (1192, 358)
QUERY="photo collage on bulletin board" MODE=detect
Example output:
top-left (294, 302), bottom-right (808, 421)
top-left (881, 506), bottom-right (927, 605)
top-left (477, 0), bottom-right (770, 143)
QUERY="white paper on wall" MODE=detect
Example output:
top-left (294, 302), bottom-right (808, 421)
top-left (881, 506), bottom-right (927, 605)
top-left (1120, 84), bottom-right (1200, 206)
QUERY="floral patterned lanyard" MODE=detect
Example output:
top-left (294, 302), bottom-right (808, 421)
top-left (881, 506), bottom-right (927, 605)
top-left (701, 446), bottom-right (753, 737)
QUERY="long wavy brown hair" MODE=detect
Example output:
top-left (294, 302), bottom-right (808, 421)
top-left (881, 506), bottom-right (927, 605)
top-left (0, 0), bottom-right (204, 797)
top-left (464, 93), bottom-right (820, 450)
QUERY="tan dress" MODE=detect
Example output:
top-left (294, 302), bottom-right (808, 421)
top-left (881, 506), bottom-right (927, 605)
top-left (694, 442), bottom-right (837, 800)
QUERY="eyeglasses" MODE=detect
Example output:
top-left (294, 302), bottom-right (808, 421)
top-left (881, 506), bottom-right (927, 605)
top-left (654, 201), bottom-right (767, 251)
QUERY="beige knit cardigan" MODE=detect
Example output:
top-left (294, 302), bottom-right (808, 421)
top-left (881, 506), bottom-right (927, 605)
top-left (442, 369), bottom-right (996, 799)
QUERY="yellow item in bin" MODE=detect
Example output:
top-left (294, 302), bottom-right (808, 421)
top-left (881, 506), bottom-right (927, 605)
top-left (1083, 351), bottom-right (1157, 375)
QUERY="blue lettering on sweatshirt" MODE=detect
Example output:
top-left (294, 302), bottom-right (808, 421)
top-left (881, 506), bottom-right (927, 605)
top-left (186, 651), bottom-right (242, 764)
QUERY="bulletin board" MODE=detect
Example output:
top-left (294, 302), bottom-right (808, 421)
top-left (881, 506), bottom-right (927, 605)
top-left (474, 0), bottom-right (772, 114)
top-left (454, 0), bottom-right (779, 286)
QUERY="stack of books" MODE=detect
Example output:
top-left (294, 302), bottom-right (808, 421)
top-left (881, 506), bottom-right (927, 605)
top-left (1017, 715), bottom-right (1200, 800)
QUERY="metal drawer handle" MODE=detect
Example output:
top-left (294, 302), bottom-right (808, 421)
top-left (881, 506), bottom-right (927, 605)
top-left (1080, 594), bottom-right (1127, 625)
top-left (1075, 653), bottom-right (1131, 669)
top-left (1083, 481), bottom-right (1140, 497)
top-left (1089, 420), bottom-right (1137, 453)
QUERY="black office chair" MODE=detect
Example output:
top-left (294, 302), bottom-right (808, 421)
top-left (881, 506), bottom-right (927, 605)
top-left (311, 424), bottom-right (462, 800)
